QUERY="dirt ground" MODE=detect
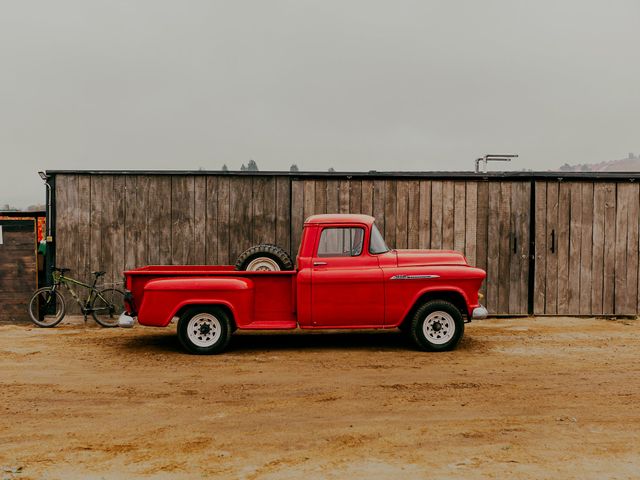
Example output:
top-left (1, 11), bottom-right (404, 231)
top-left (1, 317), bottom-right (639, 480)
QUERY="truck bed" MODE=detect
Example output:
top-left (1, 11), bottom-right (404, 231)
top-left (125, 265), bottom-right (298, 329)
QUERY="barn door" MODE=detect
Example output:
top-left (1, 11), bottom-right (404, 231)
top-left (534, 181), bottom-right (639, 316)
top-left (481, 181), bottom-right (531, 315)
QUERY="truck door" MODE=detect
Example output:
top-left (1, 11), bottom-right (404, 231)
top-left (310, 225), bottom-right (385, 327)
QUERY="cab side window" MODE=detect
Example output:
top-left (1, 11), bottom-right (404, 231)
top-left (317, 227), bottom-right (364, 257)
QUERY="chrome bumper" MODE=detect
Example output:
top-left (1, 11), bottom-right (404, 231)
top-left (118, 313), bottom-right (136, 328)
top-left (471, 305), bottom-right (488, 320)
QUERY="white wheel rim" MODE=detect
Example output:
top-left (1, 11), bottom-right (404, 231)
top-left (187, 313), bottom-right (222, 348)
top-left (422, 311), bottom-right (456, 345)
top-left (246, 257), bottom-right (281, 271)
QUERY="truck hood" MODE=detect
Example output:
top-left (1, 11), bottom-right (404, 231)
top-left (395, 249), bottom-right (468, 267)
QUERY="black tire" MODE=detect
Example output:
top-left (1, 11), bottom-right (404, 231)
top-left (410, 300), bottom-right (464, 352)
top-left (28, 287), bottom-right (66, 327)
top-left (91, 288), bottom-right (126, 327)
top-left (177, 306), bottom-right (233, 354)
top-left (235, 244), bottom-right (294, 271)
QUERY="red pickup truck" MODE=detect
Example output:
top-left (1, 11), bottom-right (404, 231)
top-left (119, 214), bottom-right (487, 354)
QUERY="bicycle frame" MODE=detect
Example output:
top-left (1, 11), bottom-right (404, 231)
top-left (51, 271), bottom-right (114, 317)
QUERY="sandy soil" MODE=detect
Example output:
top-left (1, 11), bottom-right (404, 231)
top-left (1, 316), bottom-right (639, 479)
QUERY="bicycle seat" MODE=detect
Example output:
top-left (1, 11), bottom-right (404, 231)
top-left (92, 270), bottom-right (107, 277)
top-left (53, 267), bottom-right (71, 273)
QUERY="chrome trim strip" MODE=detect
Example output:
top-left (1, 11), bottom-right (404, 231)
top-left (390, 274), bottom-right (440, 280)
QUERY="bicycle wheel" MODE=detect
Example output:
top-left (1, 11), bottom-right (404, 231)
top-left (91, 288), bottom-right (126, 327)
top-left (28, 287), bottom-right (66, 327)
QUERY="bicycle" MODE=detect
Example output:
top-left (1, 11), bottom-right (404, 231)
top-left (28, 267), bottom-right (126, 328)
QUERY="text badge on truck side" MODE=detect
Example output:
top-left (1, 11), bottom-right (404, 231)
top-left (119, 214), bottom-right (487, 354)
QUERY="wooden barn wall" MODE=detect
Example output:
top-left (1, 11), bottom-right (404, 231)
top-left (54, 173), bottom-right (640, 316)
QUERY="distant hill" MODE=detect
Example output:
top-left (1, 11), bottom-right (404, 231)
top-left (558, 153), bottom-right (640, 172)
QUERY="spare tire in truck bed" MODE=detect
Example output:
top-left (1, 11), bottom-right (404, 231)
top-left (234, 244), bottom-right (294, 271)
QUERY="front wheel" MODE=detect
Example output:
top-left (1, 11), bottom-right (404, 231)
top-left (177, 306), bottom-right (233, 354)
top-left (410, 300), bottom-right (465, 352)
top-left (28, 287), bottom-right (66, 327)
top-left (92, 288), bottom-right (126, 327)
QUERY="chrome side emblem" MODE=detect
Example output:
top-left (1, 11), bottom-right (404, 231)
top-left (390, 274), bottom-right (440, 280)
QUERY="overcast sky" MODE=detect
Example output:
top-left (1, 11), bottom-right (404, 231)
top-left (1, 0), bottom-right (639, 207)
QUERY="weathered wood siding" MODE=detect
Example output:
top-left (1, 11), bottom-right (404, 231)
top-left (0, 220), bottom-right (37, 323)
top-left (53, 173), bottom-right (640, 316)
top-left (533, 180), bottom-right (640, 316)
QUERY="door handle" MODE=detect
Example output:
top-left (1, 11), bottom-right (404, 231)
top-left (313, 261), bottom-right (327, 266)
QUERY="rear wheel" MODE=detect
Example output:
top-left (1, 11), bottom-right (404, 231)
top-left (177, 306), bottom-right (233, 354)
top-left (92, 288), bottom-right (126, 327)
top-left (28, 287), bottom-right (66, 327)
top-left (235, 244), bottom-right (294, 271)
top-left (410, 300), bottom-right (464, 351)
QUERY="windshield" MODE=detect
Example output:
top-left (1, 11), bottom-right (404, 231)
top-left (369, 223), bottom-right (390, 254)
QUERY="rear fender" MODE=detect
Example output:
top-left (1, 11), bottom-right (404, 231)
top-left (137, 277), bottom-right (253, 327)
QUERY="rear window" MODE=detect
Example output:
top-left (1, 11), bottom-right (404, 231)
top-left (317, 227), bottom-right (364, 257)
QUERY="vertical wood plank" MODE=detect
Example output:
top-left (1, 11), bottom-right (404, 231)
top-left (275, 177), bottom-right (291, 255)
top-left (373, 180), bottom-right (385, 232)
top-left (101, 176), bottom-right (115, 282)
top-left (442, 181), bottom-right (455, 250)
top-left (157, 176), bottom-right (173, 265)
top-left (602, 183), bottom-right (616, 314)
top-left (217, 177), bottom-right (230, 264)
top-left (418, 180), bottom-right (431, 249)
top-left (517, 182), bottom-right (531, 313)
top-left (464, 182), bottom-right (477, 266)
top-left (349, 180), bottom-right (362, 214)
top-left (486, 182), bottom-right (500, 313)
top-left (205, 176), bottom-right (219, 264)
top-left (568, 182), bottom-right (582, 314)
top-left (475, 181), bottom-right (489, 274)
top-left (193, 176), bottom-right (207, 264)
top-left (291, 180), bottom-right (305, 256)
top-left (77, 175), bottom-right (91, 284)
top-left (171, 176), bottom-right (195, 265)
top-left (533, 181), bottom-right (547, 314)
top-left (508, 183), bottom-right (521, 314)
top-left (430, 181), bottom-right (443, 249)
top-left (315, 180), bottom-right (327, 215)
top-left (579, 182), bottom-right (594, 315)
top-left (497, 182), bottom-right (512, 314)
top-left (407, 180), bottom-right (420, 249)
top-left (303, 180), bottom-right (316, 221)
top-left (326, 180), bottom-right (339, 215)
top-left (614, 183), bottom-right (629, 314)
top-left (395, 180), bottom-right (408, 249)
top-left (89, 175), bottom-right (103, 275)
top-left (124, 176), bottom-right (138, 271)
top-left (625, 183), bottom-right (639, 314)
top-left (384, 180), bottom-right (397, 248)
top-left (253, 177), bottom-right (276, 245)
top-left (361, 180), bottom-right (374, 216)
top-left (556, 182), bottom-right (571, 315)
top-left (228, 177), bottom-right (252, 263)
top-left (591, 183), bottom-right (606, 314)
top-left (453, 182), bottom-right (466, 253)
top-left (545, 182), bottom-right (559, 314)
top-left (338, 180), bottom-right (350, 214)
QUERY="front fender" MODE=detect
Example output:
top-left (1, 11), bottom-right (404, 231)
top-left (137, 277), bottom-right (254, 327)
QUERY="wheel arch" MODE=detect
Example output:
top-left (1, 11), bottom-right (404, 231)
top-left (398, 289), bottom-right (469, 330)
top-left (174, 302), bottom-right (238, 332)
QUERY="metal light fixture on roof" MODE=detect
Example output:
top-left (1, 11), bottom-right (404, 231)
top-left (475, 154), bottom-right (518, 173)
